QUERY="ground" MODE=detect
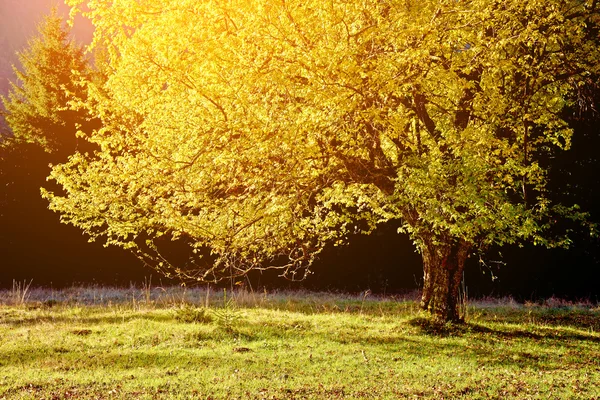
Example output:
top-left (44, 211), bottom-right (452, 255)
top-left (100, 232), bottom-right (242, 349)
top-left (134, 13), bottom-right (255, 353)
top-left (0, 286), bottom-right (599, 399)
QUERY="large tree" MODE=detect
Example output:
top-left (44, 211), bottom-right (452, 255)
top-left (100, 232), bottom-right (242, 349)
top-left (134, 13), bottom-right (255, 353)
top-left (46, 0), bottom-right (599, 321)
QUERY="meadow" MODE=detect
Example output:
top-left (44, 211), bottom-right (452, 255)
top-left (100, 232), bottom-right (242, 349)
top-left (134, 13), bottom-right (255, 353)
top-left (0, 283), bottom-right (599, 399)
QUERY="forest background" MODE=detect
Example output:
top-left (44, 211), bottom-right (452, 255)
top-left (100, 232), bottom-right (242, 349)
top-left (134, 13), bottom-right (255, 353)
top-left (0, 0), bottom-right (598, 300)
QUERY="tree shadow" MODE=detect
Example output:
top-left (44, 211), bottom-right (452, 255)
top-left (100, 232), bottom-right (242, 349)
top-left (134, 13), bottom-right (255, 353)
top-left (0, 312), bottom-right (175, 326)
top-left (532, 311), bottom-right (600, 331)
top-left (406, 316), bottom-right (600, 343)
top-left (474, 307), bottom-right (600, 331)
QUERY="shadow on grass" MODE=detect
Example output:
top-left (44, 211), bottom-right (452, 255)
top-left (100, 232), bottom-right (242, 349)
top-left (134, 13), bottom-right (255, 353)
top-left (0, 312), bottom-right (175, 326)
top-left (405, 317), bottom-right (549, 339)
top-left (405, 317), bottom-right (467, 337)
top-left (406, 316), bottom-right (600, 343)
top-left (0, 347), bottom-right (216, 370)
top-left (532, 312), bottom-right (600, 331)
top-left (475, 307), bottom-right (600, 331)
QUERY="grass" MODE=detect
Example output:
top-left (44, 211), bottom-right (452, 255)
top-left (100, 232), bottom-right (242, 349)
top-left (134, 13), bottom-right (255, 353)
top-left (0, 286), bottom-right (599, 399)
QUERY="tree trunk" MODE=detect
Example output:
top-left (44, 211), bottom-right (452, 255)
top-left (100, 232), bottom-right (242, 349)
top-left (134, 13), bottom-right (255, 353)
top-left (419, 238), bottom-right (470, 322)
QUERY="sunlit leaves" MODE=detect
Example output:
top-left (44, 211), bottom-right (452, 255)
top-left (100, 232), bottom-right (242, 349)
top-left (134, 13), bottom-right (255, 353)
top-left (46, 0), bottom-right (599, 281)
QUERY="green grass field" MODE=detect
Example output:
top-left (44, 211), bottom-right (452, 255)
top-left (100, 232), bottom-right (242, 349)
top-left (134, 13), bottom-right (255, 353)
top-left (0, 285), bottom-right (599, 399)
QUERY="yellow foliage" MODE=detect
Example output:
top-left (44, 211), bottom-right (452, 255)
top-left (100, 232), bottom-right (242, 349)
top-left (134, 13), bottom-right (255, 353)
top-left (47, 0), bottom-right (599, 282)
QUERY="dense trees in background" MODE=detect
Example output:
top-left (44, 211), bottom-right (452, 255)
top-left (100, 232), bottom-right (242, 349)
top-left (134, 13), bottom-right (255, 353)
top-left (0, 12), bottom-right (142, 286)
top-left (42, 0), bottom-right (600, 321)
top-left (1, 11), bottom-right (89, 267)
top-left (493, 79), bottom-right (600, 301)
top-left (3, 11), bottom-right (92, 153)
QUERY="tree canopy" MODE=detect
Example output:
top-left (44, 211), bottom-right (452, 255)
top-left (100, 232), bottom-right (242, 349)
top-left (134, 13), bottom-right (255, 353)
top-left (46, 0), bottom-right (600, 321)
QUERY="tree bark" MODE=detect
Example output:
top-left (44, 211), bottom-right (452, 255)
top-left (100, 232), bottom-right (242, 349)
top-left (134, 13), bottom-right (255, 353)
top-left (419, 238), bottom-right (470, 322)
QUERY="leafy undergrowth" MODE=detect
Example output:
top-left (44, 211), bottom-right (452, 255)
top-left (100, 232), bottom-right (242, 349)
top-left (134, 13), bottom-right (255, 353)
top-left (0, 287), bottom-right (598, 399)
